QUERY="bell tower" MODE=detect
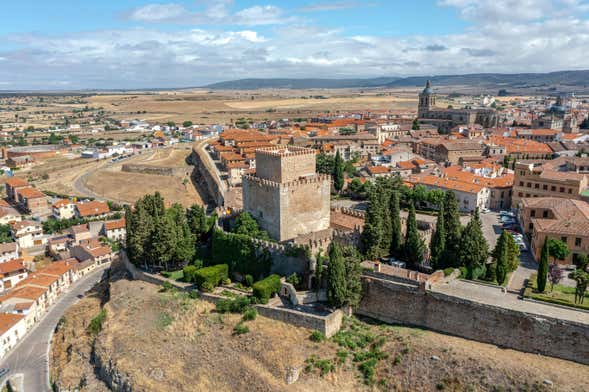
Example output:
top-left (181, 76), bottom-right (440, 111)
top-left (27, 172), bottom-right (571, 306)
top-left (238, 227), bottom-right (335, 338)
top-left (418, 80), bottom-right (436, 118)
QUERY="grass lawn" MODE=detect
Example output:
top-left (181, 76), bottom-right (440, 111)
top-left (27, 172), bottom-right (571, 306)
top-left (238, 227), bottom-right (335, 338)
top-left (161, 270), bottom-right (184, 281)
top-left (473, 271), bottom-right (513, 288)
top-left (525, 273), bottom-right (589, 311)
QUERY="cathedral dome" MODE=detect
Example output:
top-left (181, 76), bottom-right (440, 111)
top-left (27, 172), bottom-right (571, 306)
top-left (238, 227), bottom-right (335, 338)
top-left (422, 80), bottom-right (434, 94)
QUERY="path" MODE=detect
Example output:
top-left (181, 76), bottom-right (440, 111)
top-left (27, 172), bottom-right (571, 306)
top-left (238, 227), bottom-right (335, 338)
top-left (0, 265), bottom-right (110, 392)
top-left (431, 279), bottom-right (589, 325)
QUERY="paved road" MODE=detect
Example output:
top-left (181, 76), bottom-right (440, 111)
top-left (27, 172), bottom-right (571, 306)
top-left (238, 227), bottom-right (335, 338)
top-left (0, 265), bottom-right (110, 392)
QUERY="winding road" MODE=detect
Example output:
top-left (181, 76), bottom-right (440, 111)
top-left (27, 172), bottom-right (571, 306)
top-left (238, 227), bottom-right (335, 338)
top-left (0, 265), bottom-right (110, 392)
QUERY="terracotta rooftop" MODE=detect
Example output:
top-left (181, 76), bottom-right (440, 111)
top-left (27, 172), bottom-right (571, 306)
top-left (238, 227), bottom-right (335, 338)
top-left (17, 187), bottom-right (46, 199)
top-left (4, 177), bottom-right (28, 188)
top-left (0, 313), bottom-right (24, 336)
top-left (0, 259), bottom-right (25, 276)
top-left (104, 218), bottom-right (126, 231)
top-left (76, 201), bottom-right (110, 217)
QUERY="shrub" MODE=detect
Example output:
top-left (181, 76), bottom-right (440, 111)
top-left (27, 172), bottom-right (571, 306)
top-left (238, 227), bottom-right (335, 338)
top-left (458, 266), bottom-right (468, 278)
top-left (358, 358), bottom-right (378, 385)
top-left (222, 278), bottom-right (231, 286)
top-left (242, 308), bottom-right (257, 321)
top-left (443, 268), bottom-right (455, 277)
top-left (245, 274), bottom-right (254, 287)
top-left (194, 264), bottom-right (229, 289)
top-left (88, 309), bottom-right (107, 335)
top-left (216, 296), bottom-right (252, 314)
top-left (252, 274), bottom-right (281, 304)
top-left (183, 265), bottom-right (198, 282)
top-left (201, 281), bottom-right (214, 292)
top-left (161, 281), bottom-right (175, 292)
top-left (286, 273), bottom-right (301, 287)
top-left (233, 322), bottom-right (250, 335)
top-left (310, 330), bottom-right (326, 342)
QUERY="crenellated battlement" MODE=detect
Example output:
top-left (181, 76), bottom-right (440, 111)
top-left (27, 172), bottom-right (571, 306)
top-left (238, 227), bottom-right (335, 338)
top-left (244, 173), bottom-right (330, 189)
top-left (255, 145), bottom-right (316, 157)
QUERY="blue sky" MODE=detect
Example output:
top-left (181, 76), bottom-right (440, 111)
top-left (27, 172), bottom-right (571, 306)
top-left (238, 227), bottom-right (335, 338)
top-left (1, 0), bottom-right (589, 89)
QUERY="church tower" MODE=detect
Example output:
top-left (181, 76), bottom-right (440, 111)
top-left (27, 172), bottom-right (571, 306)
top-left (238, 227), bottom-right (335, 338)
top-left (418, 80), bottom-right (436, 118)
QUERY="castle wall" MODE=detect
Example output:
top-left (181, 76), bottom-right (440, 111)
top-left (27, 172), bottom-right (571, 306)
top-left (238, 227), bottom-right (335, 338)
top-left (242, 177), bottom-right (282, 240)
top-left (256, 150), bottom-right (316, 183)
top-left (280, 178), bottom-right (331, 241)
top-left (357, 277), bottom-right (589, 365)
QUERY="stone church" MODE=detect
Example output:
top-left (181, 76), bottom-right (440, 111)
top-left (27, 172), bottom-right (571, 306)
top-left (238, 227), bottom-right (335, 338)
top-left (417, 80), bottom-right (498, 132)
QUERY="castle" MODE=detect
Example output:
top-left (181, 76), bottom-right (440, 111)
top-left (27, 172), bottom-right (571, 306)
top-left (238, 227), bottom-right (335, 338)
top-left (417, 80), bottom-right (498, 131)
top-left (531, 94), bottom-right (578, 133)
top-left (242, 146), bottom-right (331, 242)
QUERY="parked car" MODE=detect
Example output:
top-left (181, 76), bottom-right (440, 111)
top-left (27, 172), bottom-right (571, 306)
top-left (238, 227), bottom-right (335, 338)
top-left (480, 207), bottom-right (491, 213)
top-left (389, 260), bottom-right (406, 268)
top-left (0, 368), bottom-right (9, 379)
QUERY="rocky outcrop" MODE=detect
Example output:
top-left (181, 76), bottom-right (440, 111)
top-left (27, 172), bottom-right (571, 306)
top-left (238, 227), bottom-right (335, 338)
top-left (91, 347), bottom-right (135, 392)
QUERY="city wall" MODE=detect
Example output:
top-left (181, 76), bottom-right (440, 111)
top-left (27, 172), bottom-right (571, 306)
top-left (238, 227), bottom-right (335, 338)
top-left (121, 164), bottom-right (185, 176)
top-left (357, 277), bottom-right (589, 365)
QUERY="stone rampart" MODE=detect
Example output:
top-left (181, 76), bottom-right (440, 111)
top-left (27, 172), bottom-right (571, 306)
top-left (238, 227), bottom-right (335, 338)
top-left (256, 302), bottom-right (343, 338)
top-left (121, 164), bottom-right (184, 176)
top-left (357, 277), bottom-right (589, 365)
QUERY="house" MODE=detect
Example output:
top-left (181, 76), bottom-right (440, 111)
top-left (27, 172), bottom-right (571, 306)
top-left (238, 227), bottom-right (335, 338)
top-left (14, 187), bottom-right (48, 215)
top-left (0, 242), bottom-right (19, 264)
top-left (0, 313), bottom-right (27, 359)
top-left (70, 224), bottom-right (92, 244)
top-left (519, 197), bottom-right (589, 266)
top-left (35, 259), bottom-right (79, 295)
top-left (366, 165), bottom-right (391, 178)
top-left (52, 199), bottom-right (76, 220)
top-left (4, 177), bottom-right (28, 203)
top-left (70, 239), bottom-right (114, 270)
top-left (0, 285), bottom-right (49, 328)
top-left (75, 201), bottom-right (110, 219)
top-left (10, 220), bottom-right (47, 249)
top-left (0, 259), bottom-right (28, 291)
top-left (47, 235), bottom-right (72, 258)
top-left (406, 174), bottom-right (490, 212)
top-left (0, 205), bottom-right (21, 225)
top-left (102, 219), bottom-right (126, 243)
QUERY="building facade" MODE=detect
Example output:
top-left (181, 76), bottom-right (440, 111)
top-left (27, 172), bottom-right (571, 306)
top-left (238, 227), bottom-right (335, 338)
top-left (242, 147), bottom-right (331, 242)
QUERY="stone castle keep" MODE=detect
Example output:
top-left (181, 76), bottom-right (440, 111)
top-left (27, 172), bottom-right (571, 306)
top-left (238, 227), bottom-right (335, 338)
top-left (242, 146), bottom-right (331, 242)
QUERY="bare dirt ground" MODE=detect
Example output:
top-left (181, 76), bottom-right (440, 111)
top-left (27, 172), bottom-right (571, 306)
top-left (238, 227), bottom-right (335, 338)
top-left (51, 264), bottom-right (589, 392)
top-left (83, 146), bottom-right (205, 206)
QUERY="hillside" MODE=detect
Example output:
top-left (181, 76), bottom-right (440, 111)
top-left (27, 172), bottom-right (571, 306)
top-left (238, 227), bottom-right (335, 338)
top-left (204, 70), bottom-right (589, 90)
top-left (50, 261), bottom-right (589, 392)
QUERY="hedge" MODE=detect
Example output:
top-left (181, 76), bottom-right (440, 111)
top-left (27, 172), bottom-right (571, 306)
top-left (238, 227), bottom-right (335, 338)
top-left (252, 274), bottom-right (281, 304)
top-left (182, 265), bottom-right (198, 283)
top-left (193, 264), bottom-right (229, 290)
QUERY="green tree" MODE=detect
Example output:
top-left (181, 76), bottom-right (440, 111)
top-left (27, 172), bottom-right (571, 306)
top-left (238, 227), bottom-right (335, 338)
top-left (187, 204), bottom-right (209, 241)
top-left (360, 190), bottom-right (385, 259)
top-left (457, 209), bottom-right (488, 279)
top-left (148, 214), bottom-right (176, 271)
top-left (326, 243), bottom-right (348, 308)
top-left (441, 191), bottom-right (462, 268)
top-left (495, 237), bottom-right (509, 285)
top-left (183, 120), bottom-right (193, 127)
top-left (403, 202), bottom-right (425, 268)
top-left (412, 118), bottom-right (420, 130)
top-left (547, 238), bottom-right (570, 264)
top-left (537, 238), bottom-right (550, 293)
top-left (429, 204), bottom-right (446, 270)
top-left (166, 203), bottom-right (195, 266)
top-left (233, 211), bottom-right (269, 240)
top-left (568, 270), bottom-right (589, 304)
top-left (389, 191), bottom-right (403, 257)
top-left (505, 233), bottom-right (520, 272)
top-left (316, 152), bottom-right (335, 174)
top-left (333, 150), bottom-right (345, 192)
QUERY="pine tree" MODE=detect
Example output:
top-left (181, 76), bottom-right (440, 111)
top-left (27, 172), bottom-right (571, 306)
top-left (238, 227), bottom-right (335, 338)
top-left (457, 209), bottom-right (488, 279)
top-left (389, 191), bottom-right (403, 257)
top-left (537, 238), bottom-right (549, 293)
top-left (403, 202), bottom-right (425, 268)
top-left (442, 191), bottom-right (462, 267)
top-left (429, 204), bottom-right (446, 270)
top-left (326, 243), bottom-right (348, 308)
top-left (333, 150), bottom-right (345, 192)
top-left (380, 190), bottom-right (392, 254)
top-left (148, 214), bottom-right (176, 271)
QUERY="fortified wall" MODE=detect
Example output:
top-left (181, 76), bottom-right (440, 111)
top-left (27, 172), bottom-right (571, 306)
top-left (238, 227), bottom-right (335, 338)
top-left (121, 164), bottom-right (186, 176)
top-left (357, 277), bottom-right (589, 365)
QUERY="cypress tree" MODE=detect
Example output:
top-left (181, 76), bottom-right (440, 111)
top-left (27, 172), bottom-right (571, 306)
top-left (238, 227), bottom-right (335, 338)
top-left (327, 243), bottom-right (347, 308)
top-left (496, 239), bottom-right (509, 285)
top-left (148, 214), bottom-right (176, 271)
top-left (442, 191), bottom-right (462, 267)
top-left (333, 150), bottom-right (345, 192)
top-left (360, 190), bottom-right (385, 259)
top-left (429, 204), bottom-right (446, 270)
top-left (380, 190), bottom-right (392, 253)
top-left (457, 208), bottom-right (488, 279)
top-left (390, 191), bottom-right (403, 257)
top-left (537, 238), bottom-right (549, 293)
top-left (403, 202), bottom-right (425, 268)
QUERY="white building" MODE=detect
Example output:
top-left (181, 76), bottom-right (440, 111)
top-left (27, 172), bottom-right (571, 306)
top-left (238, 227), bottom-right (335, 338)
top-left (52, 199), bottom-right (76, 220)
top-left (0, 313), bottom-right (27, 359)
top-left (0, 242), bottom-right (19, 264)
top-left (10, 220), bottom-right (48, 249)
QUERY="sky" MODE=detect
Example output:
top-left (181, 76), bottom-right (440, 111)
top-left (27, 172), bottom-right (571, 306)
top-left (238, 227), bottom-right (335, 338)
top-left (1, 0), bottom-right (589, 89)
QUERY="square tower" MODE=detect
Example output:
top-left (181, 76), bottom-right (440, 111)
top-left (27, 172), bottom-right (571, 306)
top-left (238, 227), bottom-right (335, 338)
top-left (242, 146), bottom-right (331, 242)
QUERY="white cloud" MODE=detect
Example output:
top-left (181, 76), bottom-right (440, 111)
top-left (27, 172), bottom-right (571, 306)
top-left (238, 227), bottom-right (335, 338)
top-left (127, 3), bottom-right (189, 22)
top-left (2, 0), bottom-right (589, 88)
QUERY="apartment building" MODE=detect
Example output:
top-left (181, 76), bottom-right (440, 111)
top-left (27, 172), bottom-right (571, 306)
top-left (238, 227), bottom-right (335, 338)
top-left (512, 157), bottom-right (589, 206)
top-left (519, 197), bottom-right (589, 266)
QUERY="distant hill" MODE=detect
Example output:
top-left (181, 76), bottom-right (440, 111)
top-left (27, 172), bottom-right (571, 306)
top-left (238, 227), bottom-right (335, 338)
top-left (204, 70), bottom-right (589, 90)
top-left (203, 77), bottom-right (400, 90)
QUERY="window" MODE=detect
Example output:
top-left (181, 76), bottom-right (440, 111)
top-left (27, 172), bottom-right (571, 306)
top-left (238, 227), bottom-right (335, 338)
top-left (527, 182), bottom-right (532, 188)
top-left (535, 183), bottom-right (539, 189)
top-left (519, 181), bottom-right (524, 186)
top-left (531, 210), bottom-right (536, 217)
top-left (543, 184), bottom-right (548, 190)
top-left (575, 238), bottom-right (582, 247)
top-left (561, 237), bottom-right (567, 244)
top-left (551, 186), bottom-right (556, 191)
top-left (543, 210), bottom-right (549, 218)
top-left (560, 187), bottom-right (565, 193)
top-left (568, 189), bottom-right (572, 194)
top-left (518, 192), bottom-right (523, 197)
